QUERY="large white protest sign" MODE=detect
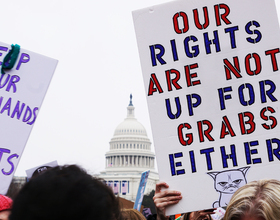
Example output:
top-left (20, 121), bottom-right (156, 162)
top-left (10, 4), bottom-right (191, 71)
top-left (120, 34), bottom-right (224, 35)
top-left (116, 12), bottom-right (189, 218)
top-left (0, 42), bottom-right (57, 194)
top-left (133, 0), bottom-right (280, 214)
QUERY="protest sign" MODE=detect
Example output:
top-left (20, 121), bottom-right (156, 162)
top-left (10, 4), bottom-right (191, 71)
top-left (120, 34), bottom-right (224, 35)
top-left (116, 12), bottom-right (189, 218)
top-left (133, 0), bottom-right (280, 214)
top-left (26, 160), bottom-right (58, 180)
top-left (211, 207), bottom-right (225, 220)
top-left (0, 42), bottom-right (57, 194)
top-left (133, 170), bottom-right (150, 211)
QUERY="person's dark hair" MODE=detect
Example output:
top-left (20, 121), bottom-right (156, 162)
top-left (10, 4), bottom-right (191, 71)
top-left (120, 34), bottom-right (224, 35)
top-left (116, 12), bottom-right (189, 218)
top-left (10, 165), bottom-right (121, 220)
top-left (182, 212), bottom-right (190, 220)
top-left (182, 212), bottom-right (211, 220)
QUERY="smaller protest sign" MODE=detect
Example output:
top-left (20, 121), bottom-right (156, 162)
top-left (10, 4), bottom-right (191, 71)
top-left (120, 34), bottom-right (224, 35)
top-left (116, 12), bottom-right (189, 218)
top-left (142, 208), bottom-right (152, 219)
top-left (0, 42), bottom-right (57, 194)
top-left (211, 207), bottom-right (226, 220)
top-left (133, 170), bottom-right (150, 211)
top-left (25, 161), bottom-right (58, 180)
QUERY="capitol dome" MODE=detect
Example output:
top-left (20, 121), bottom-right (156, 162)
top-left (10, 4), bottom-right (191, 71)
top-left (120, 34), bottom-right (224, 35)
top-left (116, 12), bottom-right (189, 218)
top-left (98, 95), bottom-right (159, 201)
top-left (114, 96), bottom-right (147, 137)
top-left (114, 119), bottom-right (147, 137)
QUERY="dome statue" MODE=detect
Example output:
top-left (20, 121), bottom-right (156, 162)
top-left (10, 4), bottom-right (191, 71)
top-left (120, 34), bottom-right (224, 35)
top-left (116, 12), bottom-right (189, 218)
top-left (98, 95), bottom-right (159, 201)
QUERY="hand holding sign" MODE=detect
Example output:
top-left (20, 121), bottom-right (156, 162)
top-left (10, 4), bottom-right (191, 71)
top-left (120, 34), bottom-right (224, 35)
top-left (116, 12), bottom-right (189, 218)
top-left (153, 182), bottom-right (182, 220)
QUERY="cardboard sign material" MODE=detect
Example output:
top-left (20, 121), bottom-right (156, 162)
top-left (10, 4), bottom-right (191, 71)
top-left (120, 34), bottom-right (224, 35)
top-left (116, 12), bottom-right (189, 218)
top-left (133, 0), bottom-right (280, 214)
top-left (0, 43), bottom-right (57, 194)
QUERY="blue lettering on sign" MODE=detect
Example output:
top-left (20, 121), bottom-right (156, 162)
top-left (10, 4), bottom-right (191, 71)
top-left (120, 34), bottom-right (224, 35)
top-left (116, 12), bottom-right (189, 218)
top-left (169, 152), bottom-right (185, 176)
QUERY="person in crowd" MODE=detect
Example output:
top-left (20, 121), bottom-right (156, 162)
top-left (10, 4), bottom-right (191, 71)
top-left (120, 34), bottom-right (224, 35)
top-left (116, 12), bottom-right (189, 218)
top-left (9, 165), bottom-right (122, 220)
top-left (154, 179), bottom-right (280, 220)
top-left (121, 208), bottom-right (146, 220)
top-left (152, 182), bottom-right (215, 220)
top-left (0, 194), bottom-right (12, 220)
top-left (179, 211), bottom-right (213, 220)
top-left (224, 179), bottom-right (280, 220)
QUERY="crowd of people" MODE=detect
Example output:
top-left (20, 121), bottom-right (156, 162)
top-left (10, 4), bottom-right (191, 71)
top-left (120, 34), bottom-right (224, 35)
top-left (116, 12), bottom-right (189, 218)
top-left (0, 164), bottom-right (279, 220)
top-left (152, 179), bottom-right (280, 220)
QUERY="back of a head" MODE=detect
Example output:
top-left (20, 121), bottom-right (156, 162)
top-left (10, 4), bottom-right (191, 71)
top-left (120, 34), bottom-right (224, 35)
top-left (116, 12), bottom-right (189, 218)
top-left (224, 179), bottom-right (280, 220)
top-left (182, 212), bottom-right (190, 220)
top-left (9, 165), bottom-right (121, 220)
top-left (121, 209), bottom-right (146, 220)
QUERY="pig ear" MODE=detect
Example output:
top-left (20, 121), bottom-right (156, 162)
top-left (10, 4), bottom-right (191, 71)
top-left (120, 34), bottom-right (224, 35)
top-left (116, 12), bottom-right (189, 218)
top-left (207, 172), bottom-right (219, 180)
top-left (239, 166), bottom-right (250, 176)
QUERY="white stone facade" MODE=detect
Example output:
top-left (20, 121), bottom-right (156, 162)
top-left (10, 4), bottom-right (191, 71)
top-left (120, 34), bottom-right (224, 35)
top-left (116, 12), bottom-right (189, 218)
top-left (98, 95), bottom-right (159, 201)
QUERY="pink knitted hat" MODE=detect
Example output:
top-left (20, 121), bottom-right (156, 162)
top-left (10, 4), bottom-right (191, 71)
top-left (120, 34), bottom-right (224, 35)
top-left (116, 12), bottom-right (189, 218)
top-left (0, 195), bottom-right (12, 212)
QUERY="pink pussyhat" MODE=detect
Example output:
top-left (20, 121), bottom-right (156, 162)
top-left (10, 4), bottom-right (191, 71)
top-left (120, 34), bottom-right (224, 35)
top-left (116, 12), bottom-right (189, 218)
top-left (0, 195), bottom-right (12, 212)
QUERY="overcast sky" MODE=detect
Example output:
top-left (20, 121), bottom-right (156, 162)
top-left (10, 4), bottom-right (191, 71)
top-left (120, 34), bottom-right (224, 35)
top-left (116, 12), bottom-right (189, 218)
top-left (0, 0), bottom-right (280, 176)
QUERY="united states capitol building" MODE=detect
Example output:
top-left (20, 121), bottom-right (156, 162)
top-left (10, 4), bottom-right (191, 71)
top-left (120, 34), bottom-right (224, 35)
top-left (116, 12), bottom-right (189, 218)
top-left (98, 95), bottom-right (159, 201)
